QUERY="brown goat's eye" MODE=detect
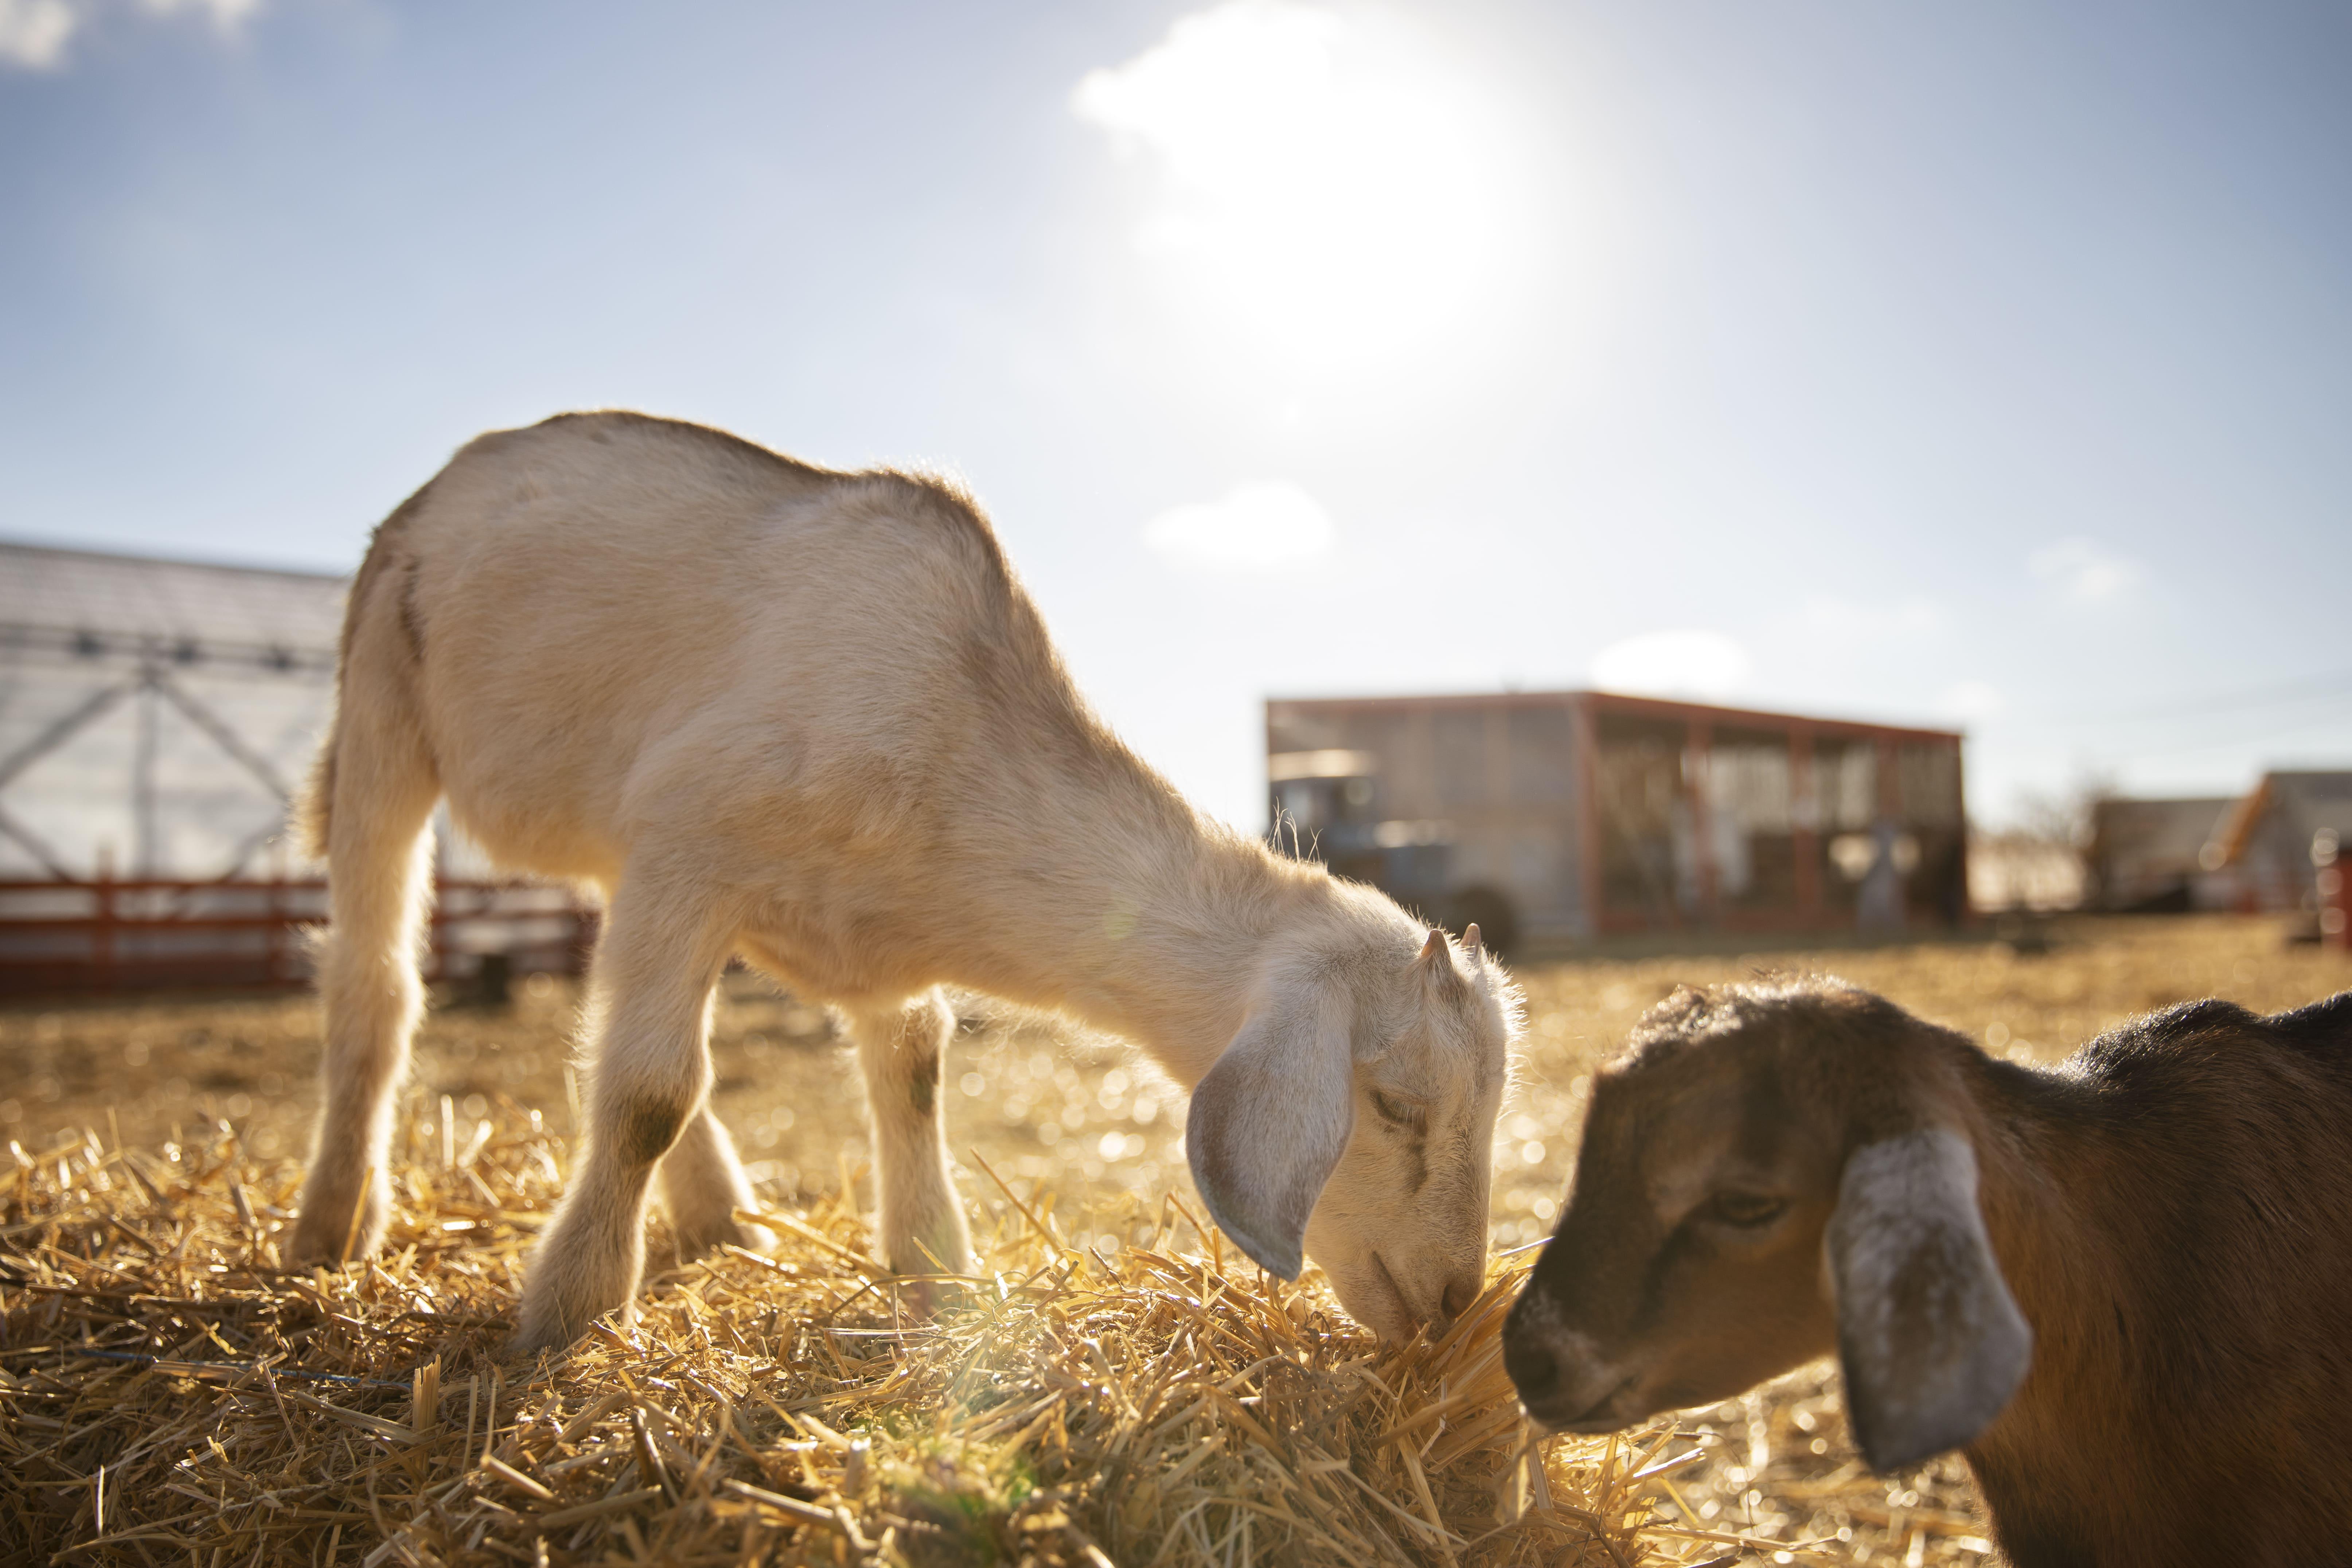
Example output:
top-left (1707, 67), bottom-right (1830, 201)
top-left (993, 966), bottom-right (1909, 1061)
top-left (1369, 1090), bottom-right (1426, 1131)
top-left (1706, 1191), bottom-right (1788, 1229)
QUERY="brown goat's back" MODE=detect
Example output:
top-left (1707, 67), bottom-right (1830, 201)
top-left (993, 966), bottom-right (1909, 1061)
top-left (1967, 991), bottom-right (2352, 1566)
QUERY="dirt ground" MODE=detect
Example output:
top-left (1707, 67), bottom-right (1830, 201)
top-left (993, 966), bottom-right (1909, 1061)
top-left (5, 913), bottom-right (2347, 1563)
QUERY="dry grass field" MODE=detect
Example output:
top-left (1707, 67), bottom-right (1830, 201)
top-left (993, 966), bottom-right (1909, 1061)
top-left (4, 914), bottom-right (2346, 1565)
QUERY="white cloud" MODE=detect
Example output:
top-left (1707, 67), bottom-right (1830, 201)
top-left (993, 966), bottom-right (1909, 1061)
top-left (1142, 480), bottom-right (1335, 569)
top-left (0, 0), bottom-right (256, 70)
top-left (2029, 538), bottom-right (2145, 602)
top-left (0, 0), bottom-right (76, 67)
top-left (1937, 679), bottom-right (2006, 723)
top-left (147, 0), bottom-right (260, 24)
top-left (1589, 629), bottom-right (1752, 701)
top-left (1072, 1), bottom-right (1516, 363)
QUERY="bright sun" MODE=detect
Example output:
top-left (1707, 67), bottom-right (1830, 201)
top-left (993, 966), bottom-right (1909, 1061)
top-left (1073, 0), bottom-right (1523, 374)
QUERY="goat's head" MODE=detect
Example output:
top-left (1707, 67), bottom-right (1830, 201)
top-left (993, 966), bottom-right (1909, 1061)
top-left (1185, 917), bottom-right (1519, 1343)
top-left (1501, 978), bottom-right (2031, 1471)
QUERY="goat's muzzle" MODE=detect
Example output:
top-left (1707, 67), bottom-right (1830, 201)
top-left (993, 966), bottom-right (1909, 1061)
top-left (1503, 1293), bottom-right (1638, 1432)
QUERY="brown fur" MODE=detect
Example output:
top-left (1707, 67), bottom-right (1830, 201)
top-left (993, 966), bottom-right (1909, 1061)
top-left (1503, 978), bottom-right (2352, 1568)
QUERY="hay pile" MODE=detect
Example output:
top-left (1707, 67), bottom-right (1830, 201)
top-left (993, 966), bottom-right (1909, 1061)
top-left (3, 1112), bottom-right (1814, 1567)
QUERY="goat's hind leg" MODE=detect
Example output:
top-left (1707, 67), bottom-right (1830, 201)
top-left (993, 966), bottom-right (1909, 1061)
top-left (658, 1103), bottom-right (778, 1260)
top-left (514, 881), bottom-right (732, 1355)
top-left (853, 988), bottom-right (976, 1278)
top-left (289, 643), bottom-right (439, 1264)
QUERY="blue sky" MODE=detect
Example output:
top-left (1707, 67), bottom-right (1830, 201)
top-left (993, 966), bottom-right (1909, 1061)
top-left (3, 0), bottom-right (2347, 828)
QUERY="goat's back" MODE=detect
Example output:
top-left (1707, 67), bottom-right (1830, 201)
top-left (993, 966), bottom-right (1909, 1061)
top-left (2054, 993), bottom-right (2352, 1360)
top-left (1976, 991), bottom-right (2352, 1564)
top-left (346, 411), bottom-right (1107, 885)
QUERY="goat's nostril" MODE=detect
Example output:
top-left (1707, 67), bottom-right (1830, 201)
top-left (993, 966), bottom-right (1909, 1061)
top-left (1502, 1328), bottom-right (1561, 1402)
top-left (1441, 1275), bottom-right (1480, 1321)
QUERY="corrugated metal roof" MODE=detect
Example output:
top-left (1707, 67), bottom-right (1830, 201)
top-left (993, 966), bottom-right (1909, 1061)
top-left (0, 541), bottom-right (347, 658)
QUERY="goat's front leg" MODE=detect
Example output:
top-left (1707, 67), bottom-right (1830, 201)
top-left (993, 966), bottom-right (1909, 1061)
top-left (514, 884), bottom-right (730, 1356)
top-left (851, 989), bottom-right (975, 1278)
top-left (658, 1103), bottom-right (777, 1261)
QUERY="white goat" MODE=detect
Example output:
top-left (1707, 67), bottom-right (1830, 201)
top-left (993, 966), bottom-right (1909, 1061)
top-left (289, 411), bottom-right (1520, 1353)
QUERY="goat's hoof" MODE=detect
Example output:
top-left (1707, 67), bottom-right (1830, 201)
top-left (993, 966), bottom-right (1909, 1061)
top-left (671, 1214), bottom-right (777, 1261)
top-left (507, 1309), bottom-right (641, 1363)
top-left (285, 1188), bottom-right (386, 1267)
top-left (504, 1325), bottom-right (581, 1365)
top-left (509, 1299), bottom-right (606, 1359)
top-left (897, 1274), bottom-right (975, 1319)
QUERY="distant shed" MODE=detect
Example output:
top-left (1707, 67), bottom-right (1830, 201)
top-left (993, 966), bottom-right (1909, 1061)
top-left (2084, 796), bottom-right (2237, 912)
top-left (1266, 689), bottom-right (1967, 953)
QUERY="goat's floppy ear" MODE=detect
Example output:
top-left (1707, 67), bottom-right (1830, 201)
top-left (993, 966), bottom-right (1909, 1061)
top-left (1825, 1129), bottom-right (2032, 1473)
top-left (1186, 995), bottom-right (1354, 1280)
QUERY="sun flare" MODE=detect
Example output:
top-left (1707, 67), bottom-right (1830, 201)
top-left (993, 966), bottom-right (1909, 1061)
top-left (1074, 0), bottom-right (1524, 372)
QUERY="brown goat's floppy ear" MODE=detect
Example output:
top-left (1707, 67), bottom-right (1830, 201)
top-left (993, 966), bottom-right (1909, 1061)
top-left (1185, 995), bottom-right (1355, 1280)
top-left (1826, 1129), bottom-right (2033, 1473)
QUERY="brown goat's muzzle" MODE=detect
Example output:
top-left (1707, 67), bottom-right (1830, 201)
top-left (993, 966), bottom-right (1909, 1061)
top-left (1502, 1288), bottom-right (1643, 1432)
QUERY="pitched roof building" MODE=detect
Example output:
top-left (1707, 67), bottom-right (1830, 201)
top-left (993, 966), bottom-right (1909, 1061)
top-left (2204, 770), bottom-right (2352, 916)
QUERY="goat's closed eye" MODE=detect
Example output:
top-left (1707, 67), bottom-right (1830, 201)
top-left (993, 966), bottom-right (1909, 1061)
top-left (1370, 1089), bottom-right (1427, 1131)
top-left (1705, 1191), bottom-right (1789, 1228)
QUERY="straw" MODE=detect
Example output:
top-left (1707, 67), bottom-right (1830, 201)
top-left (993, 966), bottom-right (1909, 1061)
top-left (23, 909), bottom-right (2282, 1565)
top-left (0, 1109), bottom-right (1741, 1567)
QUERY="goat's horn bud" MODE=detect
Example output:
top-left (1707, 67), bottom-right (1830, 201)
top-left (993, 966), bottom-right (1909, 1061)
top-left (1463, 923), bottom-right (1483, 957)
top-left (1419, 928), bottom-right (1447, 961)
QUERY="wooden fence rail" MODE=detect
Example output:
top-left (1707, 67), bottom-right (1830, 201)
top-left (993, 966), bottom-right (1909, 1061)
top-left (0, 878), bottom-right (597, 998)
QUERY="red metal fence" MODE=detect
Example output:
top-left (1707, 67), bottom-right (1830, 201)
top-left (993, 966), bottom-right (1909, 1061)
top-left (0, 878), bottom-right (597, 997)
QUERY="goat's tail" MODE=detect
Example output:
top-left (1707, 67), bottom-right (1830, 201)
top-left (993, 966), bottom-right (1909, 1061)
top-left (298, 489), bottom-right (420, 861)
top-left (292, 729), bottom-right (336, 864)
top-left (290, 494), bottom-right (442, 1260)
top-left (313, 494), bottom-right (441, 975)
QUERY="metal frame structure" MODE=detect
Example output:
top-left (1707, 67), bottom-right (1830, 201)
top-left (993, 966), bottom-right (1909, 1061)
top-left (0, 541), bottom-right (342, 881)
top-left (0, 541), bottom-right (595, 995)
top-left (0, 620), bottom-right (324, 879)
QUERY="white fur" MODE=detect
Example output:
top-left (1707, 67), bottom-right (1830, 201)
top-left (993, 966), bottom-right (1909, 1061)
top-left (286, 412), bottom-right (1520, 1352)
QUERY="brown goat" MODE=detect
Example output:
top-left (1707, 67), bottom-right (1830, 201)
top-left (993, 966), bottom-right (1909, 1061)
top-left (1502, 976), bottom-right (2352, 1568)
